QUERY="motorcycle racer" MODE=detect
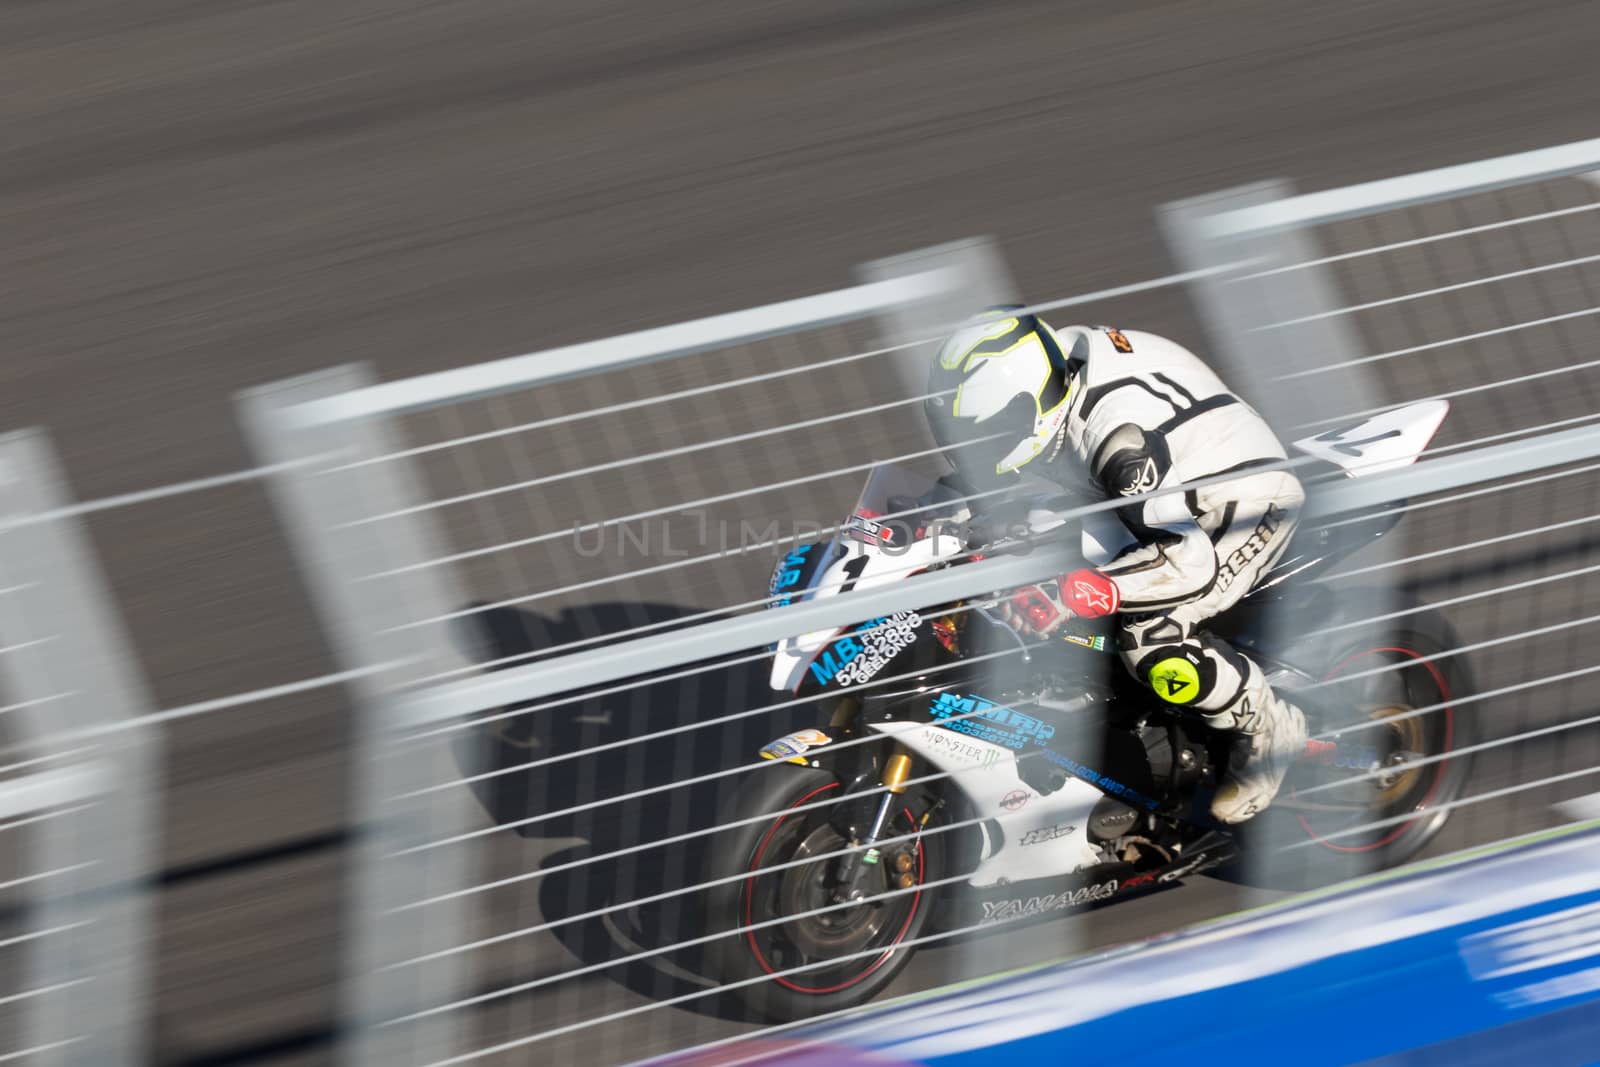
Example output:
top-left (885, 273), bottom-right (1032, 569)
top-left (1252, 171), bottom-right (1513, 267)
top-left (924, 309), bottom-right (1307, 823)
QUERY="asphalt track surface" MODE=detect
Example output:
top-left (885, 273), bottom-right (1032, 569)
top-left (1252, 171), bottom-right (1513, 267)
top-left (6, 1), bottom-right (1600, 1064)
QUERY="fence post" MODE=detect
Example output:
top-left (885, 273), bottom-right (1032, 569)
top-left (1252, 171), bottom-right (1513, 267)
top-left (0, 431), bottom-right (160, 1067)
top-left (237, 370), bottom-right (478, 1067)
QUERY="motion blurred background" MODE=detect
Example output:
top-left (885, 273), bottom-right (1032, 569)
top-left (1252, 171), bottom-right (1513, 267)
top-left (5, 1), bottom-right (1600, 1064)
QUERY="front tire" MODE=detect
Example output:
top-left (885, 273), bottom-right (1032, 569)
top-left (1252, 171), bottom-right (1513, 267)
top-left (702, 763), bottom-right (940, 1022)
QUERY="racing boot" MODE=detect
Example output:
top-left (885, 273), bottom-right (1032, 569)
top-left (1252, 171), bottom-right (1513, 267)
top-left (1205, 664), bottom-right (1307, 824)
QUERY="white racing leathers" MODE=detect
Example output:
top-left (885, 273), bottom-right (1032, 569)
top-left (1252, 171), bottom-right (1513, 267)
top-left (1050, 326), bottom-right (1306, 819)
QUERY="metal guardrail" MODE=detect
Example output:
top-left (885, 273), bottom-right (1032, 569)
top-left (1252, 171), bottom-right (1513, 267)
top-left (1194, 135), bottom-right (1600, 238)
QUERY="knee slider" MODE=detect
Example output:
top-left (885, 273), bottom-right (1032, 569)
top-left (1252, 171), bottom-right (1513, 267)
top-left (1135, 644), bottom-right (1216, 706)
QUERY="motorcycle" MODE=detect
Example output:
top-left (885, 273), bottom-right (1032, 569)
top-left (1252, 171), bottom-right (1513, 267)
top-left (702, 399), bottom-right (1474, 1021)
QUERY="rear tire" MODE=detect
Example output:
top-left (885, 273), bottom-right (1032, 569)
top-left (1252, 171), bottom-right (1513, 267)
top-left (1241, 616), bottom-right (1475, 889)
top-left (702, 763), bottom-right (940, 1022)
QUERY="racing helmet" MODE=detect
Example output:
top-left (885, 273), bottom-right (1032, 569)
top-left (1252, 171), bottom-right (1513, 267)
top-left (924, 307), bottom-right (1076, 487)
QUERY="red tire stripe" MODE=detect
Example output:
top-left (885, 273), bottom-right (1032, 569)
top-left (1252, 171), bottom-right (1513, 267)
top-left (742, 784), bottom-right (924, 995)
top-left (1297, 646), bottom-right (1455, 854)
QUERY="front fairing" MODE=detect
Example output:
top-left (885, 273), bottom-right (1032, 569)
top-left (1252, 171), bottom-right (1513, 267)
top-left (768, 528), bottom-right (970, 694)
top-left (766, 464), bottom-right (970, 693)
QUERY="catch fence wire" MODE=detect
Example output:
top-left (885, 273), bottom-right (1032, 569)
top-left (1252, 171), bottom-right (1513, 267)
top-left (1166, 135), bottom-right (1600, 886)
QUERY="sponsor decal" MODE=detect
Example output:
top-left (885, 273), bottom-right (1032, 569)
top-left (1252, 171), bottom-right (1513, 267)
top-left (1158, 854), bottom-right (1210, 884)
top-left (932, 691), bottom-right (1162, 812)
top-left (807, 610), bottom-right (921, 687)
top-left (759, 728), bottom-right (832, 765)
top-left (1214, 502), bottom-right (1285, 593)
top-left (1117, 456), bottom-right (1158, 496)
top-left (1037, 748), bottom-right (1161, 812)
top-left (1061, 632), bottom-right (1108, 652)
top-left (1149, 656), bottom-right (1202, 705)
top-left (844, 512), bottom-right (897, 545)
top-left (999, 789), bottom-right (1030, 812)
top-left (767, 546), bottom-right (814, 609)
top-left (1101, 327), bottom-right (1134, 354)
top-left (920, 729), bottom-right (1002, 769)
top-left (767, 548), bottom-right (810, 594)
top-left (980, 880), bottom-right (1119, 923)
top-left (1071, 578), bottom-right (1116, 614)
top-left (1120, 871), bottom-right (1159, 891)
top-left (1018, 823), bottom-right (1076, 846)
top-left (929, 693), bottom-right (1057, 751)
top-left (1312, 422), bottom-right (1404, 458)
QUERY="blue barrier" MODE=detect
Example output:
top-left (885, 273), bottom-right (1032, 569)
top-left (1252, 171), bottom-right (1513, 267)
top-left (647, 825), bottom-right (1600, 1067)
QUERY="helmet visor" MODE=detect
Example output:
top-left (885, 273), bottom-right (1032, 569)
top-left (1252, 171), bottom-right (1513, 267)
top-left (932, 392), bottom-right (1038, 490)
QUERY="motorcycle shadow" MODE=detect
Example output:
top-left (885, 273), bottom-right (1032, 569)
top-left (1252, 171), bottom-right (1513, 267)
top-left (447, 601), bottom-right (814, 1021)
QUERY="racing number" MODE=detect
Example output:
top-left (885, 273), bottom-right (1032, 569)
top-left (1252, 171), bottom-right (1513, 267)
top-left (838, 554), bottom-right (870, 594)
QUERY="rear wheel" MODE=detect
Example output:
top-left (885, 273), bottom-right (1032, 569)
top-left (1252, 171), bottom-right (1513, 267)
top-left (703, 764), bottom-right (940, 1022)
top-left (1246, 620), bottom-right (1474, 888)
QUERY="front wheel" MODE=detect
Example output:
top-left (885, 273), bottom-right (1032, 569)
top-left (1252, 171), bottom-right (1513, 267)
top-left (702, 764), bottom-right (941, 1022)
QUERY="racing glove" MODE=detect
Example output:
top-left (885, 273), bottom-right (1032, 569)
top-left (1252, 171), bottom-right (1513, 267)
top-left (1001, 569), bottom-right (1120, 635)
top-left (1061, 568), bottom-right (1120, 619)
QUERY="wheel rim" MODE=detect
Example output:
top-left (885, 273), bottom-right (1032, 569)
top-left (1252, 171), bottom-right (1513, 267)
top-left (741, 784), bottom-right (926, 995)
top-left (1296, 646), bottom-right (1455, 854)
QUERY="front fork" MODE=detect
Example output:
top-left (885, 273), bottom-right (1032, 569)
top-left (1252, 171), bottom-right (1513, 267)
top-left (832, 746), bottom-right (915, 903)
